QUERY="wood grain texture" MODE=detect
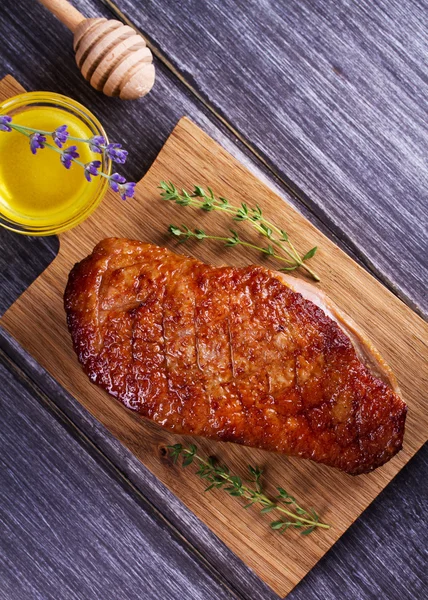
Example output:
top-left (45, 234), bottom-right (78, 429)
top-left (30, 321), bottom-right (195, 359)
top-left (107, 0), bottom-right (428, 316)
top-left (0, 355), bottom-right (240, 600)
top-left (0, 234), bottom-right (58, 314)
top-left (0, 0), bottom-right (329, 225)
top-left (1, 76), bottom-right (427, 595)
top-left (0, 0), bottom-right (389, 287)
top-left (2, 330), bottom-right (427, 600)
top-left (0, 3), bottom-right (295, 595)
top-left (0, 330), bottom-right (277, 600)
top-left (1, 0), bottom-right (427, 597)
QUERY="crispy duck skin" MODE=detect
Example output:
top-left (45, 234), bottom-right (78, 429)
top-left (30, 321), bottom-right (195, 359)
top-left (64, 238), bottom-right (407, 475)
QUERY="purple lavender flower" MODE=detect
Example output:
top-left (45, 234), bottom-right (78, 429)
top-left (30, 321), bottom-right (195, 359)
top-left (105, 142), bottom-right (128, 164)
top-left (60, 145), bottom-right (79, 169)
top-left (88, 135), bottom-right (106, 153)
top-left (84, 160), bottom-right (102, 182)
top-left (109, 172), bottom-right (126, 192)
top-left (0, 115), bottom-right (12, 132)
top-left (52, 125), bottom-right (69, 148)
top-left (118, 181), bottom-right (136, 201)
top-left (1, 117), bottom-right (133, 203)
top-left (29, 132), bottom-right (46, 154)
top-left (109, 173), bottom-right (135, 199)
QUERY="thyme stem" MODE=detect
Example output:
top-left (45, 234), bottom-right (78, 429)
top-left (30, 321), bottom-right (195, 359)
top-left (159, 182), bottom-right (319, 281)
top-left (192, 453), bottom-right (329, 528)
top-left (168, 444), bottom-right (330, 535)
top-left (170, 227), bottom-right (297, 267)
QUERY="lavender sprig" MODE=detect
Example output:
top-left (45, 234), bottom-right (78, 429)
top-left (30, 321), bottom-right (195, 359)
top-left (29, 132), bottom-right (46, 154)
top-left (109, 173), bottom-right (136, 200)
top-left (104, 142), bottom-right (128, 164)
top-left (84, 160), bottom-right (102, 182)
top-left (88, 135), bottom-right (105, 153)
top-left (0, 115), bottom-right (136, 201)
top-left (52, 125), bottom-right (69, 148)
top-left (0, 115), bottom-right (12, 132)
top-left (60, 145), bottom-right (79, 169)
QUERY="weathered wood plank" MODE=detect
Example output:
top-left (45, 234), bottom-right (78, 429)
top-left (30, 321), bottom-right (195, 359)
top-left (0, 354), bottom-right (241, 600)
top-left (0, 233), bottom-right (58, 314)
top-left (2, 94), bottom-right (427, 594)
top-left (0, 0), bottom-right (389, 304)
top-left (0, 0), bottom-right (319, 217)
top-left (2, 330), bottom-right (427, 600)
top-left (1, 329), bottom-right (277, 600)
top-left (107, 0), bottom-right (428, 315)
top-left (0, 1), bottom-right (281, 597)
top-left (0, 0), bottom-right (427, 598)
top-left (291, 448), bottom-right (428, 600)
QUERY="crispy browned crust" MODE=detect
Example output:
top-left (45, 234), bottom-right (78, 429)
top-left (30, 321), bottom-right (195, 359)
top-left (64, 238), bottom-right (407, 475)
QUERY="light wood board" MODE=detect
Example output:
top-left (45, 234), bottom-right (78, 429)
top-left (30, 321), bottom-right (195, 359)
top-left (1, 76), bottom-right (427, 597)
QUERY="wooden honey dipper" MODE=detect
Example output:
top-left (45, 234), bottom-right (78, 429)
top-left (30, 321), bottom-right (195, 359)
top-left (37, 0), bottom-right (155, 99)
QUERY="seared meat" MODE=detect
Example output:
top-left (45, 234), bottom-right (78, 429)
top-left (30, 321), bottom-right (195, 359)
top-left (64, 238), bottom-right (407, 474)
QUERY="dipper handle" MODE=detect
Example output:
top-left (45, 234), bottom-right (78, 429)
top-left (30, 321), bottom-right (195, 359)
top-left (37, 0), bottom-right (84, 33)
top-left (36, 0), bottom-right (155, 99)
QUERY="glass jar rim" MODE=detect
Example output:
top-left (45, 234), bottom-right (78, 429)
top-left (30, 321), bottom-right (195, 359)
top-left (0, 91), bottom-right (111, 236)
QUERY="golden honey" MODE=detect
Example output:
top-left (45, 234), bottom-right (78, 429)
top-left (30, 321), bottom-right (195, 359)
top-left (0, 92), bottom-right (109, 236)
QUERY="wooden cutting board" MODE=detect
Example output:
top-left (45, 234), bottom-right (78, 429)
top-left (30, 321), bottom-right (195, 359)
top-left (1, 75), bottom-right (427, 597)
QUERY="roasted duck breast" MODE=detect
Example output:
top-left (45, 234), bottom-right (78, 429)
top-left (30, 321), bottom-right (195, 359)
top-left (64, 238), bottom-right (407, 474)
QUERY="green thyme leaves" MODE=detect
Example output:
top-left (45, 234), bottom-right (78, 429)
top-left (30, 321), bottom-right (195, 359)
top-left (160, 181), bottom-right (320, 281)
top-left (168, 444), bottom-right (330, 536)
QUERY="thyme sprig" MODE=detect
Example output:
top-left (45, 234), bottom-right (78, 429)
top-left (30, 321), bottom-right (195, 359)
top-left (169, 225), bottom-right (303, 271)
top-left (160, 181), bottom-right (319, 281)
top-left (168, 444), bottom-right (330, 535)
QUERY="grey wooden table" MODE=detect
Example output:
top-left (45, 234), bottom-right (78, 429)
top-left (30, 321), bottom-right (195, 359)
top-left (0, 1), bottom-right (427, 598)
